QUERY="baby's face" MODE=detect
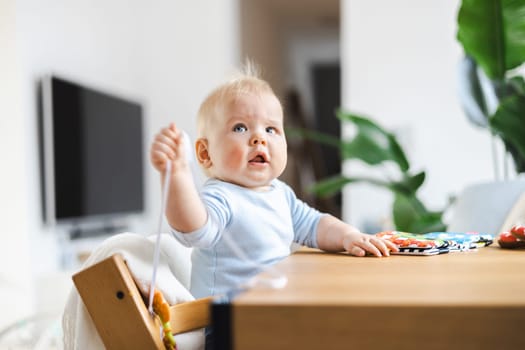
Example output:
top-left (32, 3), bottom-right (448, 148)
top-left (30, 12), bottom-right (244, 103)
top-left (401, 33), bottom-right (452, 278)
top-left (205, 91), bottom-right (287, 190)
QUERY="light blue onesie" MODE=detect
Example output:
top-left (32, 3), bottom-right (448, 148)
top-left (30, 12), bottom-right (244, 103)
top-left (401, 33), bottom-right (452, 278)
top-left (170, 178), bottom-right (323, 299)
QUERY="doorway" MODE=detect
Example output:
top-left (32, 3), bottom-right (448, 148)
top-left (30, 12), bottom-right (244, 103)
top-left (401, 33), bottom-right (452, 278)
top-left (240, 0), bottom-right (342, 217)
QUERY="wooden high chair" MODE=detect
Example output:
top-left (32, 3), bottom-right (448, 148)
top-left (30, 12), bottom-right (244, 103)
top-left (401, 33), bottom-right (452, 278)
top-left (73, 253), bottom-right (212, 349)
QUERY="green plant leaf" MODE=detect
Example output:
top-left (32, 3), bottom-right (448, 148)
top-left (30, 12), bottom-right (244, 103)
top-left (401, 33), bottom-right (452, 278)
top-left (309, 175), bottom-right (392, 198)
top-left (309, 175), bottom-right (355, 197)
top-left (509, 76), bottom-right (525, 95)
top-left (490, 93), bottom-right (525, 172)
top-left (457, 0), bottom-right (525, 80)
top-left (285, 127), bottom-right (343, 149)
top-left (390, 171), bottom-right (426, 195)
top-left (310, 172), bottom-right (427, 207)
top-left (392, 193), bottom-right (419, 232)
top-left (457, 56), bottom-right (490, 127)
top-left (387, 134), bottom-right (410, 171)
top-left (410, 212), bottom-right (447, 234)
top-left (504, 0), bottom-right (525, 72)
top-left (336, 110), bottom-right (410, 171)
top-left (392, 194), bottom-right (446, 233)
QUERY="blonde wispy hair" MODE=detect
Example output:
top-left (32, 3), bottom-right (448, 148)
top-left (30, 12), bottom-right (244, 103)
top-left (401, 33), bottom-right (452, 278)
top-left (196, 60), bottom-right (279, 138)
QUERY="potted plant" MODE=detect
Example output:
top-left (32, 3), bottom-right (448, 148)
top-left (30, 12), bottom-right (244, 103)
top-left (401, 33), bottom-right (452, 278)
top-left (291, 110), bottom-right (447, 234)
top-left (447, 0), bottom-right (525, 235)
top-left (456, 0), bottom-right (525, 175)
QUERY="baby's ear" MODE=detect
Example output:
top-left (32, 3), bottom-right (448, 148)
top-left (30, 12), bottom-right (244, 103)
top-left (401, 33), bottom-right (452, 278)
top-left (195, 138), bottom-right (212, 168)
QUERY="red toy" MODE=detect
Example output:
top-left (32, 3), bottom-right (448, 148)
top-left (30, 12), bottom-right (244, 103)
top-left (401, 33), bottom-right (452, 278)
top-left (498, 225), bottom-right (525, 249)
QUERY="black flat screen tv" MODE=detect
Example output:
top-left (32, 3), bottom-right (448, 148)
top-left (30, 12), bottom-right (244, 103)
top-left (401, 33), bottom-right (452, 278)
top-left (40, 75), bottom-right (144, 231)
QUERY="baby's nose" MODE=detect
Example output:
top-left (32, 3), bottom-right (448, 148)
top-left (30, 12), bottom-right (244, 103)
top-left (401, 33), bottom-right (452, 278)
top-left (250, 134), bottom-right (267, 146)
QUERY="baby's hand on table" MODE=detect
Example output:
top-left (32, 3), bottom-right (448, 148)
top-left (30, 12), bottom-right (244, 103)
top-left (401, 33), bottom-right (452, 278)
top-left (343, 231), bottom-right (399, 257)
top-left (150, 123), bottom-right (189, 175)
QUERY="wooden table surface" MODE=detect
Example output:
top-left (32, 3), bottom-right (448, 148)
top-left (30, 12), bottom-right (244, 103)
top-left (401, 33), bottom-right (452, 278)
top-left (212, 246), bottom-right (525, 350)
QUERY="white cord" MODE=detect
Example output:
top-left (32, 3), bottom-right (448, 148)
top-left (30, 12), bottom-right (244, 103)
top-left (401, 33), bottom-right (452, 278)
top-left (148, 160), bottom-right (172, 315)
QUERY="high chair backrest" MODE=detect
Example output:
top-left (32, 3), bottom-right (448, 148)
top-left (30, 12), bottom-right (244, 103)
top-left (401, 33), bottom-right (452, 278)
top-left (73, 253), bottom-right (211, 349)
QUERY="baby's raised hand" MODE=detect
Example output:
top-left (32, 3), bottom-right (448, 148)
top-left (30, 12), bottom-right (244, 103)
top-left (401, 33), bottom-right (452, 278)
top-left (150, 123), bottom-right (189, 175)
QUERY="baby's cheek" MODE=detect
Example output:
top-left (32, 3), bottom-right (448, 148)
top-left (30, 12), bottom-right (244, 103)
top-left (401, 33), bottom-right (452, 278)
top-left (223, 146), bottom-right (245, 169)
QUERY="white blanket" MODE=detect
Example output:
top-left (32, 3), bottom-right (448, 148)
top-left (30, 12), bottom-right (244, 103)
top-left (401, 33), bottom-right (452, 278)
top-left (62, 232), bottom-right (204, 350)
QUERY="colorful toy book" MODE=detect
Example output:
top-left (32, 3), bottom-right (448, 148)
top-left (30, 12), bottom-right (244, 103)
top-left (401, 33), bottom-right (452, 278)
top-left (375, 231), bottom-right (494, 256)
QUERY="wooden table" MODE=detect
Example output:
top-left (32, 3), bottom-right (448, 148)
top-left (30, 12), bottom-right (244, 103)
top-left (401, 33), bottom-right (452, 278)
top-left (211, 246), bottom-right (525, 349)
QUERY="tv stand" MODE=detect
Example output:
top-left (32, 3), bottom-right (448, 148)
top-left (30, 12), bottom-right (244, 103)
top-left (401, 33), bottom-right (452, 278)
top-left (69, 222), bottom-right (128, 240)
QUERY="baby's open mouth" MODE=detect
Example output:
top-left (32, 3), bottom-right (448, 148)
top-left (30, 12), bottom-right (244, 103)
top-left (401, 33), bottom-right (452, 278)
top-left (250, 155), bottom-right (267, 163)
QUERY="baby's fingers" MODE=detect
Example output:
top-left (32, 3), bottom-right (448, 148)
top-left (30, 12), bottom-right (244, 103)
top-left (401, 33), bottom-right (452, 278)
top-left (151, 141), bottom-right (176, 160)
top-left (150, 149), bottom-right (171, 172)
top-left (346, 240), bottom-right (379, 257)
top-left (384, 239), bottom-right (399, 253)
top-left (158, 126), bottom-right (183, 147)
top-left (370, 237), bottom-right (394, 257)
top-left (348, 245), bottom-right (366, 257)
top-left (349, 237), bottom-right (393, 257)
top-left (360, 239), bottom-right (383, 257)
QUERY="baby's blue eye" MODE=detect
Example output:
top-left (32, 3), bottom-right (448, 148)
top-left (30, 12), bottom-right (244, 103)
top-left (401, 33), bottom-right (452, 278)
top-left (233, 124), bottom-right (247, 132)
top-left (266, 126), bottom-right (276, 134)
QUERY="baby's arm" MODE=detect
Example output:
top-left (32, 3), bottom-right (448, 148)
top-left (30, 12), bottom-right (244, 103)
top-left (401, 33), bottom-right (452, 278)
top-left (316, 215), bottom-right (398, 257)
top-left (150, 123), bottom-right (207, 232)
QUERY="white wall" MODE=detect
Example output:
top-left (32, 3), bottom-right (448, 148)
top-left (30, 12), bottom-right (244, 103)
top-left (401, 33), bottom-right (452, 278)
top-left (1, 0), bottom-right (238, 330)
top-left (0, 0), bottom-right (33, 330)
top-left (341, 0), bottom-right (496, 231)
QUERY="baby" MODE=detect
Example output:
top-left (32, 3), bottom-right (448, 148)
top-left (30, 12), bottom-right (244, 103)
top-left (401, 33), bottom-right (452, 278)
top-left (150, 64), bottom-right (398, 299)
